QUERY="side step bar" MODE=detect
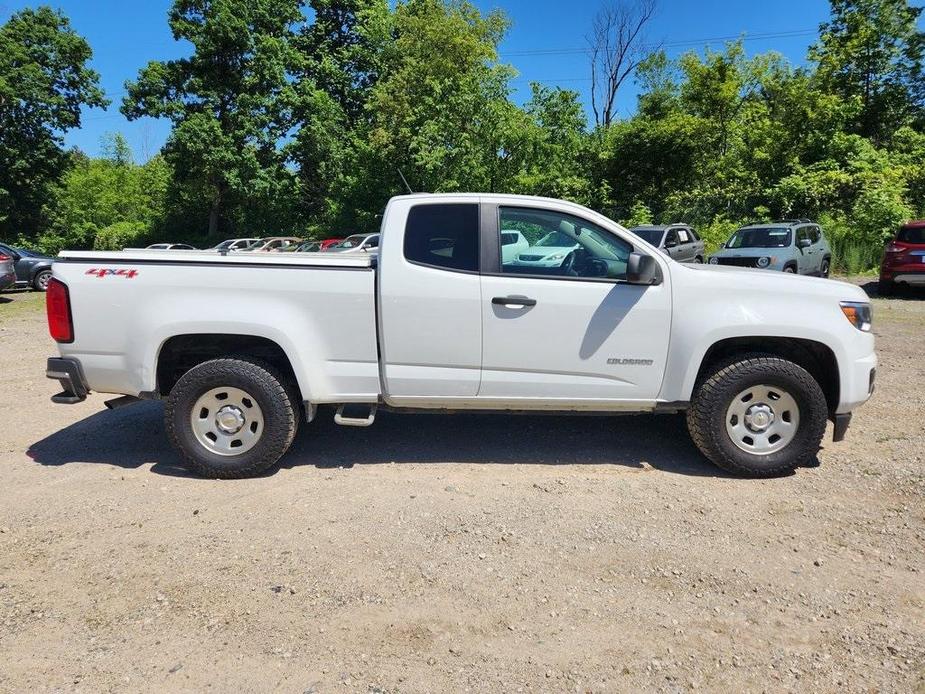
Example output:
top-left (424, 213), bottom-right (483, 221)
top-left (334, 404), bottom-right (377, 427)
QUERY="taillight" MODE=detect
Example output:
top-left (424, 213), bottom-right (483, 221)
top-left (0, 253), bottom-right (9, 261)
top-left (46, 277), bottom-right (74, 343)
top-left (885, 242), bottom-right (905, 253)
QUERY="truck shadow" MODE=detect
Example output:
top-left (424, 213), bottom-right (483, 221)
top-left (27, 401), bottom-right (762, 479)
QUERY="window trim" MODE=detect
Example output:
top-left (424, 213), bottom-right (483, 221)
top-left (402, 202), bottom-right (482, 276)
top-left (481, 203), bottom-right (645, 285)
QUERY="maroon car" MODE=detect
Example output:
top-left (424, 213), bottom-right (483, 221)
top-left (880, 221), bottom-right (925, 295)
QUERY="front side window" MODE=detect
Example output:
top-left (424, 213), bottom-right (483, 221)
top-left (404, 204), bottom-right (479, 272)
top-left (677, 229), bottom-right (691, 243)
top-left (499, 207), bottom-right (633, 280)
top-left (665, 229), bottom-right (679, 246)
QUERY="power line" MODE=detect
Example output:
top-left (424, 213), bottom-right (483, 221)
top-left (500, 28), bottom-right (817, 58)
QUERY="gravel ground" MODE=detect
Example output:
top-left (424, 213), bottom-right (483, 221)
top-left (0, 284), bottom-right (923, 693)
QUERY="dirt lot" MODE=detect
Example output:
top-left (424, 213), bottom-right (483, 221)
top-left (0, 285), bottom-right (923, 693)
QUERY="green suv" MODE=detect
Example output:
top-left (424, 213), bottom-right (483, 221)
top-left (709, 220), bottom-right (832, 276)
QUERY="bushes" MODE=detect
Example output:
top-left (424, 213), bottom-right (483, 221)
top-left (93, 221), bottom-right (151, 250)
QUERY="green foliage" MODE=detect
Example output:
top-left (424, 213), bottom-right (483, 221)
top-left (121, 0), bottom-right (306, 237)
top-left (93, 220), bottom-right (151, 251)
top-left (621, 201), bottom-right (653, 228)
top-left (0, 6), bottom-right (107, 240)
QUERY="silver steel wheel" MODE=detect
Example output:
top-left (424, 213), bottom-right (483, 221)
top-left (190, 386), bottom-right (264, 456)
top-left (34, 270), bottom-right (51, 291)
top-left (725, 384), bottom-right (800, 456)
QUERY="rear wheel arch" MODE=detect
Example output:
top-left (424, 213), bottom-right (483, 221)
top-left (692, 337), bottom-right (839, 416)
top-left (156, 334), bottom-right (302, 402)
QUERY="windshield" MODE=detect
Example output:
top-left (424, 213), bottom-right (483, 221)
top-left (213, 241), bottom-right (233, 250)
top-left (535, 231), bottom-right (576, 247)
top-left (334, 234), bottom-right (367, 249)
top-left (629, 228), bottom-right (665, 246)
top-left (897, 226), bottom-right (925, 243)
top-left (726, 227), bottom-right (792, 249)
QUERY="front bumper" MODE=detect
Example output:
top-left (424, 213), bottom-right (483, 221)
top-left (46, 357), bottom-right (89, 404)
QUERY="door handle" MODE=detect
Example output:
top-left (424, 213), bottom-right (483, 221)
top-left (492, 295), bottom-right (536, 307)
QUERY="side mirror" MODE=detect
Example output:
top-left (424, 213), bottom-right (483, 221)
top-left (664, 239), bottom-right (677, 249)
top-left (798, 238), bottom-right (811, 248)
top-left (627, 252), bottom-right (659, 285)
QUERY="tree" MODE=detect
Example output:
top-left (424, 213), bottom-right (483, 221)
top-left (122, 0), bottom-right (306, 237)
top-left (297, 0), bottom-right (391, 124)
top-left (587, 0), bottom-right (658, 127)
top-left (0, 6), bottom-right (107, 241)
top-left (810, 0), bottom-right (925, 142)
top-left (361, 0), bottom-right (518, 195)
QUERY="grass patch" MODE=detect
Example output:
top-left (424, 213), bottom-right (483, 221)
top-left (0, 290), bottom-right (46, 323)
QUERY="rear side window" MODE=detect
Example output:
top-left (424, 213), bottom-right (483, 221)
top-left (689, 228), bottom-right (700, 241)
top-left (404, 204), bottom-right (479, 272)
top-left (501, 232), bottom-right (520, 246)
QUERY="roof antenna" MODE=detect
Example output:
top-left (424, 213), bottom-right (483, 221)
top-left (398, 169), bottom-right (413, 195)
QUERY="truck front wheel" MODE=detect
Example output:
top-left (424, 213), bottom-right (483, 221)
top-left (165, 358), bottom-right (298, 479)
top-left (687, 355), bottom-right (827, 477)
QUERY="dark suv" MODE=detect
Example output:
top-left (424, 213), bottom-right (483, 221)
top-left (0, 243), bottom-right (55, 291)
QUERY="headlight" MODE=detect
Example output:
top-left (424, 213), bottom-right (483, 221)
top-left (756, 256), bottom-right (771, 268)
top-left (709, 257), bottom-right (719, 265)
top-left (547, 253), bottom-right (565, 261)
top-left (840, 301), bottom-right (872, 332)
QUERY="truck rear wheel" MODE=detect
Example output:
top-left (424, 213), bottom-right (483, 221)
top-left (165, 358), bottom-right (298, 479)
top-left (687, 355), bottom-right (827, 477)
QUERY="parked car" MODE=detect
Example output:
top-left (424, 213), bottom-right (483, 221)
top-left (511, 230), bottom-right (579, 269)
top-left (284, 238), bottom-right (344, 253)
top-left (709, 220), bottom-right (832, 276)
top-left (0, 243), bottom-right (55, 291)
top-left (326, 233), bottom-right (379, 253)
top-left (146, 243), bottom-right (198, 250)
top-left (629, 224), bottom-right (705, 263)
top-left (500, 229), bottom-right (529, 263)
top-left (0, 251), bottom-right (15, 291)
top-left (211, 238), bottom-right (259, 252)
top-left (244, 237), bottom-right (302, 252)
top-left (45, 193), bottom-right (875, 480)
top-left (879, 220), bottom-right (925, 295)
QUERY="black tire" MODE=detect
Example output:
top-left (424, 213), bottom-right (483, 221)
top-left (32, 269), bottom-right (52, 292)
top-left (694, 256), bottom-right (704, 264)
top-left (783, 265), bottom-right (796, 274)
top-left (820, 258), bottom-right (830, 278)
top-left (165, 358), bottom-right (299, 479)
top-left (687, 354), bottom-right (828, 477)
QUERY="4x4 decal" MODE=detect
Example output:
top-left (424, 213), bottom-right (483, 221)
top-left (85, 268), bottom-right (139, 279)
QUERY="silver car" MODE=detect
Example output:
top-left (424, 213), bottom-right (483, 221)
top-left (629, 224), bottom-right (705, 263)
top-left (709, 220), bottom-right (832, 276)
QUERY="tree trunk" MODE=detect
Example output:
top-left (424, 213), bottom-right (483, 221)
top-left (208, 185), bottom-right (223, 238)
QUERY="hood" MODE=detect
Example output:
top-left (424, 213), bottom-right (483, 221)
top-left (680, 262), bottom-right (868, 301)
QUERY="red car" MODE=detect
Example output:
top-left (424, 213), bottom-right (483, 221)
top-left (880, 220), bottom-right (925, 295)
top-left (319, 238), bottom-right (344, 250)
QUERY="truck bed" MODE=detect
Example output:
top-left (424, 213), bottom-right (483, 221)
top-left (52, 249), bottom-right (381, 404)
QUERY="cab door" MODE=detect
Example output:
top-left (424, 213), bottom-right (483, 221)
top-left (379, 200), bottom-right (483, 399)
top-left (479, 204), bottom-right (671, 405)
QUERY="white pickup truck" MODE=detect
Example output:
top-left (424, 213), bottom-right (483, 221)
top-left (45, 194), bottom-right (876, 478)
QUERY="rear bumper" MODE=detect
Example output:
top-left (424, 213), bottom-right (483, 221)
top-left (0, 270), bottom-right (15, 290)
top-left (46, 357), bottom-right (89, 404)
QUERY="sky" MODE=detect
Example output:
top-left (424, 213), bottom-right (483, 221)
top-left (0, 0), bottom-right (838, 161)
